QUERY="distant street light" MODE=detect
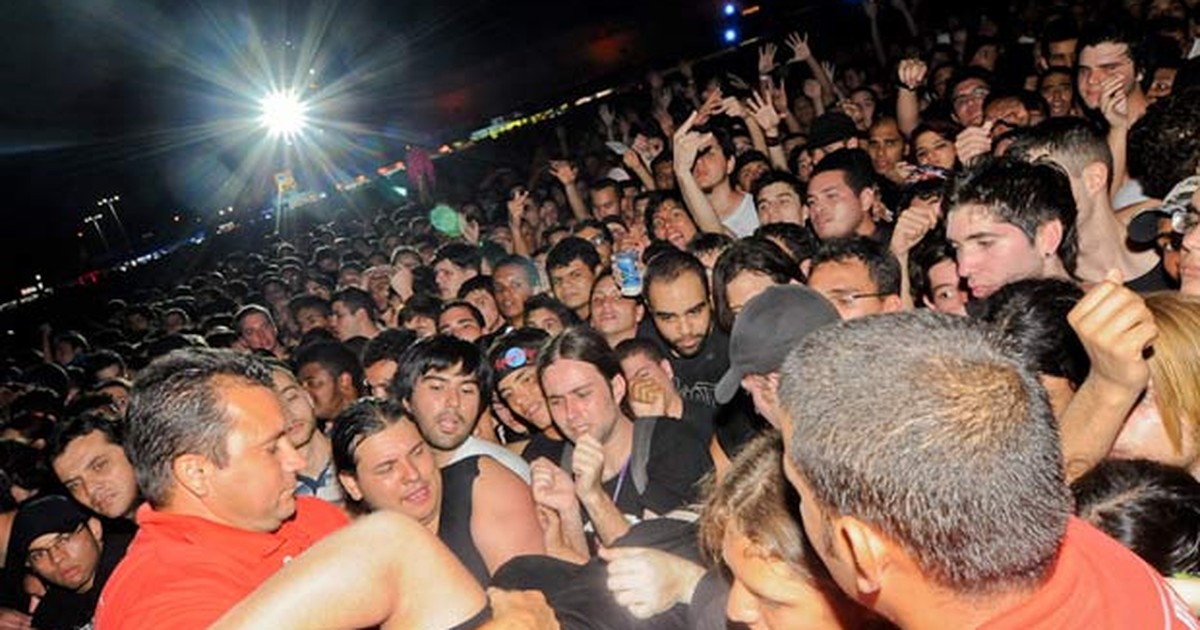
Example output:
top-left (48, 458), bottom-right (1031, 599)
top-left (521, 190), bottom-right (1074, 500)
top-left (97, 195), bottom-right (131, 250)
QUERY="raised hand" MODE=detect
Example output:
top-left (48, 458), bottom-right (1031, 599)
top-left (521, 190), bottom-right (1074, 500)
top-left (599, 103), bottom-right (616, 129)
top-left (802, 78), bottom-right (823, 103)
top-left (571, 434), bottom-right (607, 500)
top-left (530, 457), bottom-right (578, 515)
top-left (626, 375), bottom-right (669, 418)
top-left (747, 91), bottom-right (782, 135)
top-left (1067, 270), bottom-right (1157, 394)
top-left (889, 202), bottom-right (940, 258)
top-left (757, 43), bottom-right (778, 76)
top-left (718, 95), bottom-right (747, 119)
top-left (821, 60), bottom-right (838, 84)
top-left (672, 112), bottom-right (714, 169)
top-left (954, 121), bottom-right (995, 166)
top-left (461, 215), bottom-right (481, 245)
top-left (785, 31), bottom-right (813, 64)
top-left (548, 160), bottom-right (578, 187)
top-left (726, 73), bottom-right (751, 92)
top-left (897, 58), bottom-right (928, 91)
top-left (694, 89), bottom-right (724, 126)
top-left (770, 78), bottom-right (790, 114)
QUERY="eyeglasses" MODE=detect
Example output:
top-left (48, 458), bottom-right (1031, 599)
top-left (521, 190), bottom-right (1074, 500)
top-left (1168, 209), bottom-right (1200, 235)
top-left (26, 522), bottom-right (86, 567)
top-left (953, 87), bottom-right (989, 106)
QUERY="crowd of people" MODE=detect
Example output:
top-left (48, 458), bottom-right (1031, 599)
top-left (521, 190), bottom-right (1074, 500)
top-left (5, 0), bottom-right (1200, 627)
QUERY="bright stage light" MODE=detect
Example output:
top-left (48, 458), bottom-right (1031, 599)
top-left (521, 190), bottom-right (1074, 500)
top-left (260, 90), bottom-right (308, 138)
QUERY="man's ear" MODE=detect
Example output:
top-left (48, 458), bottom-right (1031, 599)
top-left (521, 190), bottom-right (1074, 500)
top-left (86, 516), bottom-right (103, 542)
top-left (611, 373), bottom-right (628, 406)
top-left (337, 372), bottom-right (357, 398)
top-left (338, 472), bottom-right (364, 502)
top-left (172, 453), bottom-right (213, 498)
top-left (882, 294), bottom-right (904, 313)
top-left (1081, 161), bottom-right (1109, 199)
top-left (859, 187), bottom-right (878, 218)
top-left (1035, 219), bottom-right (1065, 259)
top-left (833, 515), bottom-right (891, 598)
top-left (658, 359), bottom-right (675, 381)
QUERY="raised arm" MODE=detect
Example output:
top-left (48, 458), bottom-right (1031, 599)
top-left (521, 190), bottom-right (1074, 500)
top-left (548, 160), bottom-right (590, 221)
top-left (672, 109), bottom-right (734, 236)
top-left (896, 59), bottom-right (927, 137)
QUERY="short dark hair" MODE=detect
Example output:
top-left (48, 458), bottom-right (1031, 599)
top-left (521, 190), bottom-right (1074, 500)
top-left (809, 148), bottom-right (876, 196)
top-left (643, 249), bottom-right (709, 301)
top-left (82, 349), bottom-right (126, 385)
top-left (1129, 85), bottom-right (1200, 198)
top-left (433, 243), bottom-right (483, 274)
top-left (946, 67), bottom-right (994, 100)
top-left (1073, 458), bottom-right (1200, 576)
top-left (712, 237), bottom-right (804, 330)
top-left (948, 157), bottom-right (1079, 275)
top-left (754, 222), bottom-right (819, 264)
top-left (810, 237), bottom-right (902, 297)
top-left (686, 232), bottom-right (735, 259)
top-left (546, 237), bottom-right (600, 274)
top-left (127, 348), bottom-right (275, 507)
top-left (360, 328), bottom-right (417, 370)
top-left (751, 169), bottom-right (803, 201)
top-left (779, 312), bottom-right (1070, 593)
top-left (329, 398), bottom-right (412, 515)
top-left (393, 336), bottom-right (489, 415)
top-left (614, 337), bottom-right (668, 365)
top-left (644, 191), bottom-right (693, 239)
top-left (590, 177), bottom-right (621, 197)
top-left (292, 341), bottom-right (365, 397)
top-left (909, 236), bottom-right (958, 304)
top-left (288, 294), bottom-right (332, 321)
top-left (1078, 21), bottom-right (1141, 72)
top-left (332, 287), bottom-right (377, 322)
top-left (46, 413), bottom-right (125, 464)
top-left (494, 255), bottom-right (541, 290)
top-left (458, 275), bottom-right (495, 300)
top-left (522, 294), bottom-right (584, 328)
top-left (973, 278), bottom-right (1089, 386)
top-left (398, 294), bottom-right (442, 326)
top-left (1040, 16), bottom-right (1079, 60)
top-left (1007, 118), bottom-right (1114, 189)
top-left (440, 300), bottom-right (485, 328)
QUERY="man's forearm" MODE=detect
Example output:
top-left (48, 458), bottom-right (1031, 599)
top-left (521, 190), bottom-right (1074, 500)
top-left (579, 491), bottom-right (632, 546)
top-left (1061, 377), bottom-right (1141, 482)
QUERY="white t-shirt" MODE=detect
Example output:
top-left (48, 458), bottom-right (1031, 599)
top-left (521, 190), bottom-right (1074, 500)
top-left (447, 435), bottom-right (531, 483)
top-left (722, 193), bottom-right (760, 238)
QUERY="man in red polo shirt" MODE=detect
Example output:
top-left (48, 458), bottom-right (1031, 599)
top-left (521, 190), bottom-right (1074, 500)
top-left (95, 348), bottom-right (541, 630)
top-left (777, 312), bottom-right (1199, 630)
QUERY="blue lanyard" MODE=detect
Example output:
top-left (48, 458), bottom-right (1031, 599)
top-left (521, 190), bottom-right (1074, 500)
top-left (611, 459), bottom-right (630, 505)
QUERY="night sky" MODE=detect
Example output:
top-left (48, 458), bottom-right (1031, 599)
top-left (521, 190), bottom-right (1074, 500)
top-left (0, 0), bottom-right (814, 298)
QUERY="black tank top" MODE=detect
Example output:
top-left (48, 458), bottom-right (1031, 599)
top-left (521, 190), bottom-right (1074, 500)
top-left (439, 456), bottom-right (491, 586)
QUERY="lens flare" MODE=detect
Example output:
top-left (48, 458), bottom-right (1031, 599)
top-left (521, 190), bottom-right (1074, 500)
top-left (260, 90), bottom-right (307, 138)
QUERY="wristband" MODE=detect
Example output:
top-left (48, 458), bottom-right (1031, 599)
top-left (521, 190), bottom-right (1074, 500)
top-left (765, 135), bottom-right (782, 147)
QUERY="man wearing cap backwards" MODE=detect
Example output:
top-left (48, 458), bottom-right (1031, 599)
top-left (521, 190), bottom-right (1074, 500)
top-left (487, 328), bottom-right (567, 464)
top-left (715, 285), bottom-right (840, 429)
top-left (7, 495), bottom-right (132, 630)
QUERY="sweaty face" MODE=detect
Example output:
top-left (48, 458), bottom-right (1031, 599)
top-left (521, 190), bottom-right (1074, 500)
top-left (204, 383), bottom-right (306, 532)
top-left (589, 275), bottom-right (642, 340)
top-left (807, 259), bottom-right (895, 320)
top-left (652, 199), bottom-right (700, 250)
top-left (647, 273), bottom-right (712, 358)
top-left (271, 370), bottom-right (319, 450)
top-left (540, 358), bottom-right (625, 444)
top-left (434, 260), bottom-right (477, 301)
top-left (406, 365), bottom-right (482, 452)
top-left (755, 182), bottom-right (806, 226)
top-left (722, 528), bottom-right (848, 630)
top-left (340, 421), bottom-right (442, 526)
top-left (493, 265), bottom-right (534, 322)
top-left (867, 120), bottom-right (906, 175)
top-left (951, 78), bottom-right (990, 127)
top-left (27, 520), bottom-right (104, 593)
top-left (947, 205), bottom-right (1051, 299)
top-left (438, 306), bottom-right (483, 343)
top-left (239, 313), bottom-right (279, 352)
top-left (498, 366), bottom-right (552, 430)
top-left (913, 131), bottom-right (957, 170)
top-left (1078, 42), bottom-right (1137, 109)
top-left (806, 170), bottom-right (872, 240)
top-left (297, 363), bottom-right (346, 421)
top-left (52, 431), bottom-right (139, 519)
top-left (550, 259), bottom-right (598, 311)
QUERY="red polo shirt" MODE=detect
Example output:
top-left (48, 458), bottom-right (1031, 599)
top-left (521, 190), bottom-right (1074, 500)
top-left (980, 517), bottom-right (1200, 630)
top-left (95, 497), bottom-right (348, 630)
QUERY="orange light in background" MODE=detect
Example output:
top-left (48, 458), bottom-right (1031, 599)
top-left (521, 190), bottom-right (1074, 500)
top-left (742, 4), bottom-right (761, 15)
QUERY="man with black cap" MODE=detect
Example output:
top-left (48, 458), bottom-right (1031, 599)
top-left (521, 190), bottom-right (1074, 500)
top-left (805, 111), bottom-right (861, 166)
top-left (8, 495), bottom-right (132, 630)
top-left (1128, 176), bottom-right (1200, 294)
top-left (715, 285), bottom-right (840, 429)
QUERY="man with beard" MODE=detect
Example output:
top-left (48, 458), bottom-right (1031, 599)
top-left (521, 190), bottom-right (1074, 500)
top-left (393, 336), bottom-right (530, 482)
top-left (268, 362), bottom-right (342, 505)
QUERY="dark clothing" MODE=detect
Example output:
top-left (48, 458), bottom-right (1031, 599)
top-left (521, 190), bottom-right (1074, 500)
top-left (439, 456), bottom-right (491, 587)
top-left (713, 391), bottom-right (768, 459)
top-left (33, 528), bottom-right (133, 630)
top-left (1125, 259), bottom-right (1175, 293)
top-left (646, 327), bottom-right (729, 413)
top-left (520, 432), bottom-right (568, 464)
top-left (601, 419), bottom-right (712, 519)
